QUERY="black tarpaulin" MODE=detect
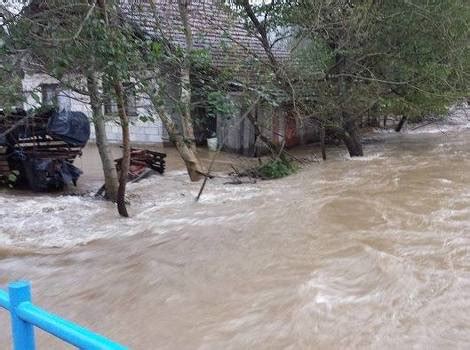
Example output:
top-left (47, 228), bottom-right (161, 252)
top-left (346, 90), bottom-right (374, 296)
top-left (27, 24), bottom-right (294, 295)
top-left (47, 110), bottom-right (90, 146)
top-left (19, 158), bottom-right (83, 191)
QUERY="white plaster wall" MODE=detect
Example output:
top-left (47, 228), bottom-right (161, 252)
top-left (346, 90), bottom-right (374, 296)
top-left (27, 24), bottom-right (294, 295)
top-left (22, 73), bottom-right (165, 145)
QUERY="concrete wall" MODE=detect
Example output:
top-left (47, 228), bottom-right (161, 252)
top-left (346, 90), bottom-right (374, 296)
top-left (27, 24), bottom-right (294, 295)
top-left (22, 73), bottom-right (165, 145)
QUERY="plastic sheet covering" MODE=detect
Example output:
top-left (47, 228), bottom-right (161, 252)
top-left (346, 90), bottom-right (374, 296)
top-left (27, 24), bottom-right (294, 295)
top-left (47, 110), bottom-right (90, 146)
top-left (21, 158), bottom-right (82, 191)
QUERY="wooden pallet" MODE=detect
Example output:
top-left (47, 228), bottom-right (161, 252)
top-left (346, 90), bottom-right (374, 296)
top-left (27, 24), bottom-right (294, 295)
top-left (115, 148), bottom-right (167, 180)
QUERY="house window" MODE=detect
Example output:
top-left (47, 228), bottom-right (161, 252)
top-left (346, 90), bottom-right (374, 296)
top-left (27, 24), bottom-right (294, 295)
top-left (41, 84), bottom-right (59, 106)
top-left (124, 84), bottom-right (137, 116)
top-left (57, 91), bottom-right (72, 111)
top-left (103, 92), bottom-right (117, 115)
top-left (103, 83), bottom-right (137, 116)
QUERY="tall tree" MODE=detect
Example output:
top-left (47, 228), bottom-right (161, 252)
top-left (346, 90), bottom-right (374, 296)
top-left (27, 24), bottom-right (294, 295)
top-left (146, 0), bottom-right (205, 181)
top-left (86, 72), bottom-right (120, 202)
top-left (0, 3), bottom-right (24, 109)
top-left (232, 0), bottom-right (470, 156)
top-left (4, 0), bottom-right (144, 214)
top-left (95, 0), bottom-right (131, 216)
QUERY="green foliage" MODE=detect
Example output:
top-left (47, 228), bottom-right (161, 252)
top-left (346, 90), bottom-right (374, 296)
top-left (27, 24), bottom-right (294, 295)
top-left (293, 39), bottom-right (333, 75)
top-left (0, 170), bottom-right (20, 188)
top-left (0, 70), bottom-right (23, 107)
top-left (138, 115), bottom-right (156, 123)
top-left (6, 0), bottom-right (154, 93)
top-left (207, 91), bottom-right (235, 118)
top-left (257, 158), bottom-right (298, 179)
top-left (0, 24), bottom-right (24, 107)
top-left (367, 0), bottom-right (470, 120)
top-left (233, 0), bottom-right (469, 130)
top-left (190, 48), bottom-right (212, 70)
top-left (150, 42), bottom-right (164, 60)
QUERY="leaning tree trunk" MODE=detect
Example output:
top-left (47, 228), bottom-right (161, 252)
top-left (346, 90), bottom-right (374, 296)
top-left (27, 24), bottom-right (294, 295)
top-left (86, 73), bottom-right (119, 201)
top-left (152, 97), bottom-right (205, 181)
top-left (174, 134), bottom-right (205, 181)
top-left (329, 50), bottom-right (364, 157)
top-left (148, 0), bottom-right (204, 180)
top-left (114, 81), bottom-right (131, 217)
top-left (333, 115), bottom-right (363, 157)
top-left (178, 0), bottom-right (195, 147)
top-left (177, 0), bottom-right (204, 180)
top-left (341, 118), bottom-right (363, 157)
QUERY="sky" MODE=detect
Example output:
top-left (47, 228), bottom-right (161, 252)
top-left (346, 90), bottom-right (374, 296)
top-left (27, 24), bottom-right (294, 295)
top-left (1, 0), bottom-right (25, 14)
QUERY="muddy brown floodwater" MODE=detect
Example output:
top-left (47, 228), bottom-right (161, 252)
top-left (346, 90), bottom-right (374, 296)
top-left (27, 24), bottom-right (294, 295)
top-left (1, 112), bottom-right (470, 349)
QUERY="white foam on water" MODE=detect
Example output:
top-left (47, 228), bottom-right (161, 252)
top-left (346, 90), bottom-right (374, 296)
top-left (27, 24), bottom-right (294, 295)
top-left (0, 195), bottom-right (114, 247)
top-left (0, 174), bottom-right (265, 249)
top-left (406, 105), bottom-right (470, 135)
top-left (344, 152), bottom-right (384, 161)
top-left (438, 178), bottom-right (453, 184)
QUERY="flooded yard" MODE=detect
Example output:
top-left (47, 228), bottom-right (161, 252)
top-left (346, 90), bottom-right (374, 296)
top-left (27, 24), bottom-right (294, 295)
top-left (2, 118), bottom-right (470, 349)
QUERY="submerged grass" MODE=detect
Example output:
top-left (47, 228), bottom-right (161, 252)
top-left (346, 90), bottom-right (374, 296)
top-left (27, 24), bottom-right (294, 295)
top-left (257, 158), bottom-right (298, 179)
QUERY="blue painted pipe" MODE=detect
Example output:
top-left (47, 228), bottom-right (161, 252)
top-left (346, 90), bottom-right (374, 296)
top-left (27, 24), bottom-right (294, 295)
top-left (9, 281), bottom-right (36, 350)
top-left (0, 289), bottom-right (10, 310)
top-left (16, 302), bottom-right (127, 350)
top-left (1, 281), bottom-right (128, 350)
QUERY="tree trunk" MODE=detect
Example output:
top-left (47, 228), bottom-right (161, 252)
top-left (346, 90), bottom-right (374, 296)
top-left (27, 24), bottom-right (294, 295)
top-left (174, 135), bottom-right (205, 181)
top-left (335, 117), bottom-right (363, 157)
top-left (237, 0), bottom-right (278, 69)
top-left (330, 50), bottom-right (364, 157)
top-left (320, 126), bottom-right (326, 160)
top-left (144, 0), bottom-right (205, 182)
top-left (146, 0), bottom-right (203, 180)
top-left (340, 133), bottom-right (363, 157)
top-left (369, 103), bottom-right (379, 127)
top-left (395, 116), bottom-right (407, 132)
top-left (246, 111), bottom-right (283, 158)
top-left (178, 0), bottom-right (195, 146)
top-left (179, 65), bottom-right (198, 154)
top-left (86, 73), bottom-right (119, 201)
top-left (152, 96), bottom-right (204, 181)
top-left (114, 81), bottom-right (130, 217)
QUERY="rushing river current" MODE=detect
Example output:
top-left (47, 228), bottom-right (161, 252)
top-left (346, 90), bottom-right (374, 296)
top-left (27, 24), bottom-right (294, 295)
top-left (1, 109), bottom-right (470, 349)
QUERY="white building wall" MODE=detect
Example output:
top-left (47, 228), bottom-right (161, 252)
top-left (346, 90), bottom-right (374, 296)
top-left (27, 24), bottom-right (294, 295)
top-left (22, 73), bottom-right (165, 145)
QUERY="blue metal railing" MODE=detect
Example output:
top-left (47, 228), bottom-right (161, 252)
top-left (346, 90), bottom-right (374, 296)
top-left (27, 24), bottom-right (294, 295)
top-left (0, 281), bottom-right (127, 350)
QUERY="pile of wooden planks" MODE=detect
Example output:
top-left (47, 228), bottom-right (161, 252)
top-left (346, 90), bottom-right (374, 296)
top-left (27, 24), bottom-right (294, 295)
top-left (0, 146), bottom-right (9, 174)
top-left (115, 148), bottom-right (167, 181)
top-left (0, 108), bottom-right (88, 190)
